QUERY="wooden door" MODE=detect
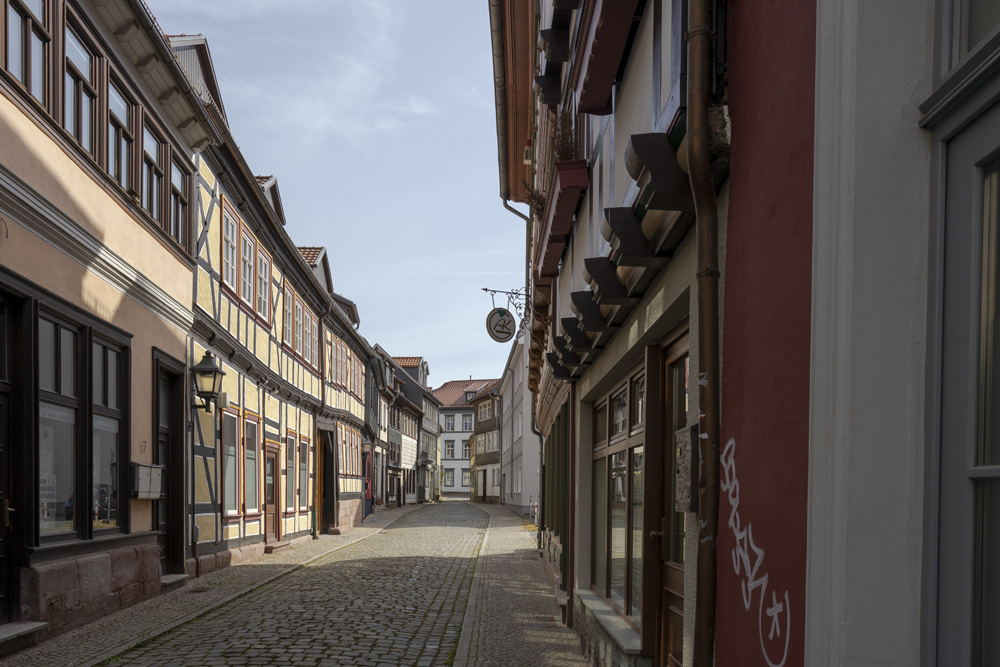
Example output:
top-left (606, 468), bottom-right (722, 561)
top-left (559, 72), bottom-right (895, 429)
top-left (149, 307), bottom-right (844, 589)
top-left (264, 450), bottom-right (277, 542)
top-left (659, 352), bottom-right (689, 667)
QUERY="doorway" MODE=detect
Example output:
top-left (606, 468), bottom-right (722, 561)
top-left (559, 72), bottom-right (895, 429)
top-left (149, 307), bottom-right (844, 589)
top-left (154, 352), bottom-right (185, 576)
top-left (658, 348), bottom-right (689, 667)
top-left (0, 394), bottom-right (13, 624)
top-left (264, 449), bottom-right (277, 542)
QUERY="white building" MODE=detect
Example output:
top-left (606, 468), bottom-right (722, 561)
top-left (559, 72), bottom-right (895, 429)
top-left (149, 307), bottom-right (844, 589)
top-left (499, 331), bottom-right (540, 518)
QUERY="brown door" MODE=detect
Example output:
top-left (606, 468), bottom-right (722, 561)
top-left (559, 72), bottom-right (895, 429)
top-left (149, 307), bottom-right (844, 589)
top-left (154, 360), bottom-right (185, 576)
top-left (659, 351), bottom-right (689, 667)
top-left (264, 451), bottom-right (277, 542)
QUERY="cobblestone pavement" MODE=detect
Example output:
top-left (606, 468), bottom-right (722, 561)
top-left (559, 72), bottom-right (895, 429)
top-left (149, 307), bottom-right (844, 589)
top-left (4, 501), bottom-right (590, 667)
top-left (2, 502), bottom-right (427, 667)
top-left (455, 504), bottom-right (588, 667)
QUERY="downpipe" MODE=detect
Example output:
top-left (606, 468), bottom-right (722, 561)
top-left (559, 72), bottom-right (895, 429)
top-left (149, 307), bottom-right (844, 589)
top-left (686, 0), bottom-right (722, 663)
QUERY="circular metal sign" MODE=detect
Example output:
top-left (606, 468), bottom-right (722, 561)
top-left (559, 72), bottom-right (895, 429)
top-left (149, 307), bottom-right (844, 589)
top-left (486, 308), bottom-right (516, 343)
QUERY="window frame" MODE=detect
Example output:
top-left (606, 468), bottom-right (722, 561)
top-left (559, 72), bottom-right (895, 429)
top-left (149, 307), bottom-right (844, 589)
top-left (5, 0), bottom-right (50, 104)
top-left (243, 413), bottom-right (260, 514)
top-left (221, 409), bottom-right (240, 517)
top-left (298, 436), bottom-right (308, 511)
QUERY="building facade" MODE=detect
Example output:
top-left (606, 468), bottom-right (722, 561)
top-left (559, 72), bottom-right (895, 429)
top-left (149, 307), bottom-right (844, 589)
top-left (434, 379), bottom-right (496, 497)
top-left (498, 330), bottom-right (539, 518)
top-left (469, 382), bottom-right (500, 503)
top-left (0, 0), bottom-right (220, 640)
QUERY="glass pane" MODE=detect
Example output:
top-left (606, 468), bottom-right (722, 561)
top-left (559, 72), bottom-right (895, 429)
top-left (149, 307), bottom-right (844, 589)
top-left (593, 458), bottom-right (607, 591)
top-left (120, 136), bottom-right (129, 187)
top-left (92, 343), bottom-right (103, 405)
top-left (30, 31), bottom-right (43, 102)
top-left (92, 415), bottom-right (118, 529)
top-left (976, 480), bottom-right (1000, 665)
top-left (265, 456), bottom-right (274, 504)
top-left (669, 356), bottom-right (690, 563)
top-left (610, 450), bottom-right (627, 607)
top-left (969, 1), bottom-right (1000, 53)
top-left (23, 0), bottom-right (42, 22)
top-left (631, 376), bottom-right (645, 426)
top-left (171, 162), bottom-right (182, 190)
top-left (109, 83), bottom-right (128, 123)
top-left (611, 391), bottom-right (627, 438)
top-left (8, 8), bottom-right (23, 83)
top-left (64, 28), bottom-right (90, 82)
top-left (143, 128), bottom-right (157, 159)
top-left (158, 376), bottom-right (169, 428)
top-left (980, 166), bottom-right (1000, 465)
top-left (245, 423), bottom-right (258, 509)
top-left (223, 415), bottom-right (237, 513)
top-left (594, 404), bottom-right (608, 446)
top-left (107, 349), bottom-right (118, 409)
top-left (39, 402), bottom-right (75, 535)
top-left (81, 92), bottom-right (92, 152)
top-left (286, 439), bottom-right (295, 509)
top-left (38, 318), bottom-right (55, 392)
top-left (630, 446), bottom-right (644, 618)
top-left (60, 327), bottom-right (75, 397)
top-left (299, 444), bottom-right (307, 506)
top-left (64, 72), bottom-right (74, 134)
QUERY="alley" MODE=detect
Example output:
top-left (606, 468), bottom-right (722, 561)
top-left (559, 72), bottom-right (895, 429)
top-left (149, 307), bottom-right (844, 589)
top-left (2, 502), bottom-right (587, 666)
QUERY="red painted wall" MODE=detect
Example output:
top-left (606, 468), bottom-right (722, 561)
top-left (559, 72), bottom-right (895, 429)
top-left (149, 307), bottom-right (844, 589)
top-left (717, 1), bottom-right (815, 665)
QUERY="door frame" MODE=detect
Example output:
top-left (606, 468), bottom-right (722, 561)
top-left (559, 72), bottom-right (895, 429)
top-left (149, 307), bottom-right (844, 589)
top-left (152, 349), bottom-right (185, 575)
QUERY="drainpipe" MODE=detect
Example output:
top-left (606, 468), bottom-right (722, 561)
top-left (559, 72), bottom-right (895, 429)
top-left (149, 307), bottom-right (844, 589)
top-left (684, 0), bottom-right (721, 663)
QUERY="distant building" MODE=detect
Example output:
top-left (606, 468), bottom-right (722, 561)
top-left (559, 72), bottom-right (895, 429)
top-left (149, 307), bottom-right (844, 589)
top-left (395, 357), bottom-right (442, 502)
top-left (434, 379), bottom-right (498, 497)
top-left (498, 330), bottom-right (539, 518)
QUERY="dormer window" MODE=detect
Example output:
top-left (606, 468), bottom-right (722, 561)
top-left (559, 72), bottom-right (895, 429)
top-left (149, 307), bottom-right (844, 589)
top-left (466, 392), bottom-right (475, 402)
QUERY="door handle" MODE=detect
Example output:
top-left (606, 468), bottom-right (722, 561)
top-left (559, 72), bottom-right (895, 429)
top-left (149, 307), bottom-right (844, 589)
top-left (650, 517), bottom-right (667, 561)
top-left (2, 499), bottom-right (12, 528)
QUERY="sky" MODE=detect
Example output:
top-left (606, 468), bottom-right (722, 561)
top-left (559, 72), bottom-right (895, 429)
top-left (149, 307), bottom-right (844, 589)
top-left (147, 0), bottom-right (528, 389)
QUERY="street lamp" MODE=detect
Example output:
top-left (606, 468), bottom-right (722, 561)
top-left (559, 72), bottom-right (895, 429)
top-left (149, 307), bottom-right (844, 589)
top-left (191, 351), bottom-right (225, 412)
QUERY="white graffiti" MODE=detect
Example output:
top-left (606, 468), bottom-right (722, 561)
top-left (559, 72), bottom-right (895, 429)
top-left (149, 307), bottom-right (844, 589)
top-left (720, 438), bottom-right (791, 667)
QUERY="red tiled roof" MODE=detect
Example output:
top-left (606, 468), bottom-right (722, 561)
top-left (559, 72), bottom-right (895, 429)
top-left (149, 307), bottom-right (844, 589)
top-left (297, 246), bottom-right (322, 266)
top-left (469, 379), bottom-right (500, 401)
top-left (433, 379), bottom-right (501, 408)
top-left (393, 357), bottom-right (422, 367)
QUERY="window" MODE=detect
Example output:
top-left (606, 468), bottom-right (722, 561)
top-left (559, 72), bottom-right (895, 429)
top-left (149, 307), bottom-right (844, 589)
top-left (6, 0), bottom-right (48, 102)
top-left (64, 25), bottom-right (95, 153)
top-left (445, 415), bottom-right (455, 431)
top-left (445, 469), bottom-right (455, 487)
top-left (107, 82), bottom-right (131, 189)
top-left (302, 314), bottom-right (312, 365)
top-left (240, 233), bottom-right (254, 304)
top-left (445, 440), bottom-right (455, 459)
top-left (285, 435), bottom-right (295, 511)
top-left (244, 418), bottom-right (258, 511)
top-left (462, 440), bottom-right (470, 459)
top-left (479, 402), bottom-right (491, 420)
top-left (169, 162), bottom-right (187, 247)
top-left (222, 412), bottom-right (238, 515)
top-left (299, 439), bottom-right (308, 509)
top-left (141, 127), bottom-right (161, 218)
top-left (223, 213), bottom-right (238, 288)
top-left (463, 414), bottom-right (473, 431)
top-left (591, 362), bottom-right (658, 623)
top-left (310, 316), bottom-right (319, 370)
top-left (283, 285), bottom-right (293, 344)
top-left (37, 311), bottom-right (127, 540)
top-left (462, 469), bottom-right (471, 487)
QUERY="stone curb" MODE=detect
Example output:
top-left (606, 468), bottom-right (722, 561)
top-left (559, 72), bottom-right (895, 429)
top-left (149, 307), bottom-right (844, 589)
top-left (73, 503), bottom-right (430, 667)
top-left (452, 501), bottom-right (493, 667)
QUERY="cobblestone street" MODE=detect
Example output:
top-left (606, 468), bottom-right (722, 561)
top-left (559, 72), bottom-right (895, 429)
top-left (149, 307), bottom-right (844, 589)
top-left (2, 501), bottom-right (587, 666)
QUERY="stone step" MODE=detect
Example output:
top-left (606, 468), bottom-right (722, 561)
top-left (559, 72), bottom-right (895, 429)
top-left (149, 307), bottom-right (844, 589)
top-left (264, 540), bottom-right (291, 554)
top-left (0, 621), bottom-right (47, 657)
top-left (160, 574), bottom-right (189, 593)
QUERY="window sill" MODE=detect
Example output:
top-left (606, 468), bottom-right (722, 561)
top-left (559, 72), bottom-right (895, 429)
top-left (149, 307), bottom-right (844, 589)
top-left (28, 531), bottom-right (159, 565)
top-left (575, 589), bottom-right (643, 655)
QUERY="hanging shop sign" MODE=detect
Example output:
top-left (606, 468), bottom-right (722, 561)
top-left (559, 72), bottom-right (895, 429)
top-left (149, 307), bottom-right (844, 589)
top-left (486, 308), bottom-right (516, 343)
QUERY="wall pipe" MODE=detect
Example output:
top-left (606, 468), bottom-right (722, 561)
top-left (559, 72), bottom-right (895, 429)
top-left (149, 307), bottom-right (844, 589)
top-left (686, 0), bottom-right (722, 663)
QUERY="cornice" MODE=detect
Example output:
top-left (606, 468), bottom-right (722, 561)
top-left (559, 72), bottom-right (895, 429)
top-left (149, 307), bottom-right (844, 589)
top-left (0, 162), bottom-right (194, 333)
